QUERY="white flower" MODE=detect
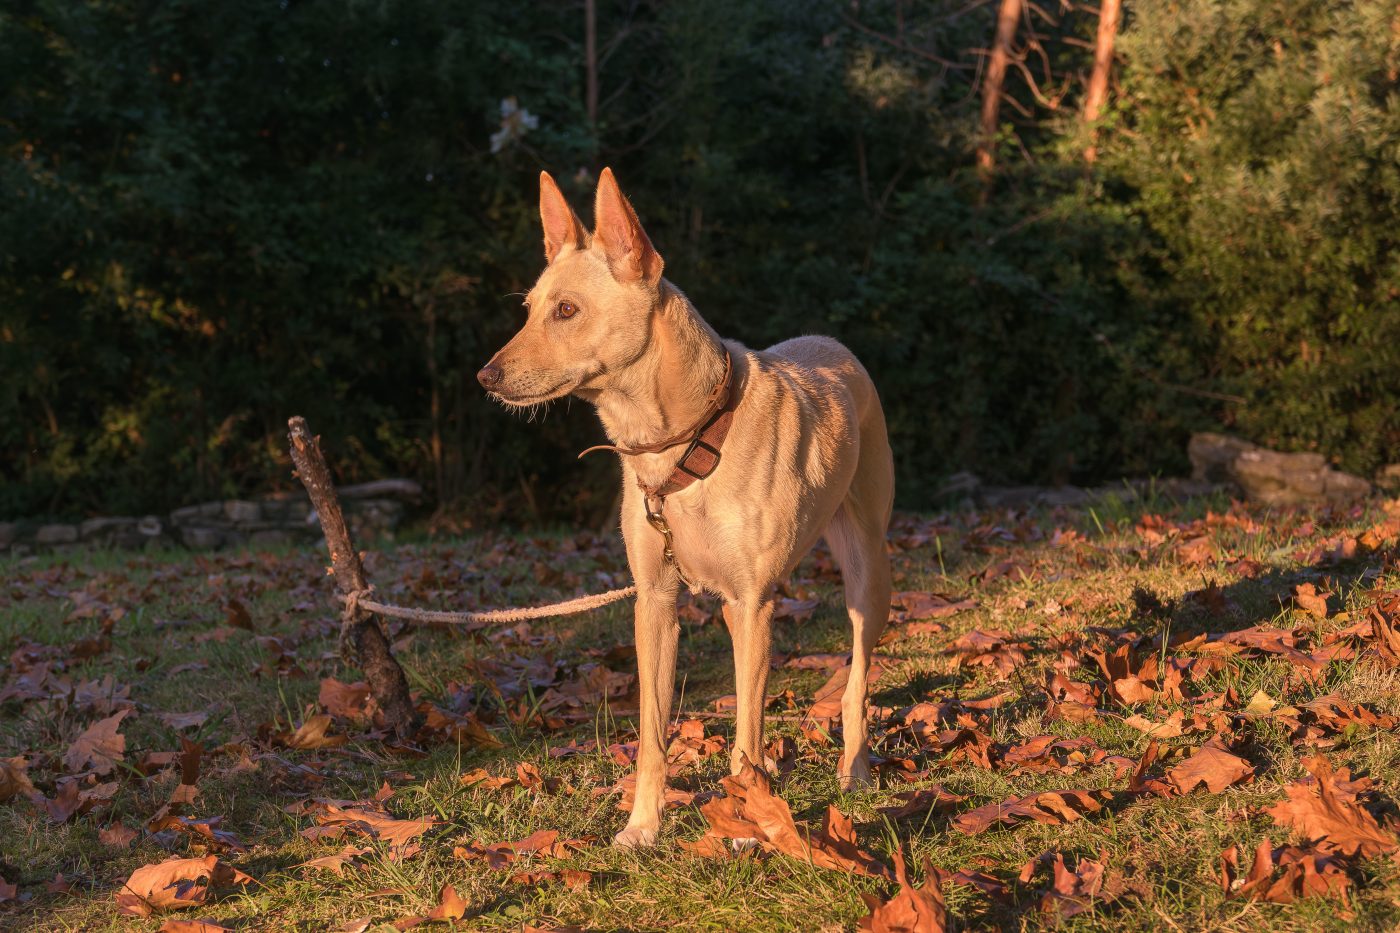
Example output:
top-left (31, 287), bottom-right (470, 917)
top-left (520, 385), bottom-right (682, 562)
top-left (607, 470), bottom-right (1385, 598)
top-left (490, 97), bottom-right (539, 154)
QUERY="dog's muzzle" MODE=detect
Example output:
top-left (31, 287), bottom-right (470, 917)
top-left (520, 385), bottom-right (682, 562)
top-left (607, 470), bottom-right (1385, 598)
top-left (476, 363), bottom-right (503, 389)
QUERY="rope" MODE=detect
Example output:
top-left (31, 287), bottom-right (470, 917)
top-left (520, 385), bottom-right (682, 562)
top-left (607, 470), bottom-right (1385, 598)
top-left (338, 584), bottom-right (637, 627)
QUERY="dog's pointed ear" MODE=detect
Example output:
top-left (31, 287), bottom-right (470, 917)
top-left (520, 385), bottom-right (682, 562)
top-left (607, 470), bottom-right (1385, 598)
top-left (593, 167), bottom-right (663, 285)
top-left (539, 171), bottom-right (585, 264)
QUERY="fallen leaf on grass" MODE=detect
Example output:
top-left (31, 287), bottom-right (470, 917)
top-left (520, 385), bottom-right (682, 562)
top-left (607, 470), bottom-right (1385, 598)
top-left (1293, 583), bottom-right (1332, 620)
top-left (877, 786), bottom-right (966, 821)
top-left (1166, 739), bottom-right (1255, 795)
top-left (1222, 840), bottom-right (1350, 903)
top-left (1020, 851), bottom-right (1113, 920)
top-left (953, 789), bottom-right (1107, 835)
top-left (946, 630), bottom-right (1029, 679)
top-left (304, 803), bottom-right (441, 857)
top-left (892, 592), bottom-right (977, 622)
top-left (296, 846), bottom-right (371, 877)
top-left (158, 920), bottom-right (234, 932)
top-left (1265, 756), bottom-right (1399, 858)
top-left (452, 829), bottom-right (590, 869)
top-left (100, 823), bottom-right (140, 848)
top-left (0, 756), bottom-right (35, 801)
top-left (64, 709), bottom-right (131, 775)
top-left (114, 855), bottom-right (253, 917)
top-left (858, 847), bottom-right (946, 932)
top-left (320, 678), bottom-right (375, 720)
top-left (426, 883), bottom-right (468, 922)
top-left (698, 760), bottom-right (892, 878)
top-left (419, 705), bottom-right (502, 749)
top-left (0, 877), bottom-right (15, 902)
top-left (158, 711), bottom-right (210, 731)
top-left (802, 659), bottom-right (889, 725)
top-left (276, 714), bottom-right (346, 750)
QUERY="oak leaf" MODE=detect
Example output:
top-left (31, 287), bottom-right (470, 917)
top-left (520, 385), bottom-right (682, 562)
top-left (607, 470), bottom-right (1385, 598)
top-left (64, 709), bottom-right (131, 775)
top-left (114, 855), bottom-right (253, 917)
top-left (858, 847), bottom-right (946, 932)
top-left (1165, 739), bottom-right (1254, 795)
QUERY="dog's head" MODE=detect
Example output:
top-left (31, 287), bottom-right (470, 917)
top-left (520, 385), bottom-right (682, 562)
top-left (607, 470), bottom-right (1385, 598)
top-left (478, 168), bottom-right (664, 407)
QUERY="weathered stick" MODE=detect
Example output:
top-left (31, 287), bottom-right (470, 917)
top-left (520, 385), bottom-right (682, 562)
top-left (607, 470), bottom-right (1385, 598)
top-left (287, 416), bottom-right (418, 737)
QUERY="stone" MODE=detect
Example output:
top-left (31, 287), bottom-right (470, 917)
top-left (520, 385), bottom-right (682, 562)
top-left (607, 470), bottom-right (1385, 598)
top-left (248, 529), bottom-right (292, 549)
top-left (223, 500), bottom-right (262, 524)
top-left (937, 471), bottom-right (981, 500)
top-left (80, 517), bottom-right (136, 540)
top-left (137, 516), bottom-right (164, 537)
top-left (1189, 432), bottom-right (1372, 506)
top-left (169, 501), bottom-right (224, 526)
top-left (0, 522), bottom-right (17, 549)
top-left (35, 523), bottom-right (79, 545)
top-left (1188, 432), bottom-right (1258, 483)
top-left (180, 526), bottom-right (224, 549)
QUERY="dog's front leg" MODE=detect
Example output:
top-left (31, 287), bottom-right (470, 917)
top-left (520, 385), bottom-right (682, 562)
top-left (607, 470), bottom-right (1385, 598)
top-left (724, 595), bottom-right (775, 774)
top-left (614, 576), bottom-right (680, 848)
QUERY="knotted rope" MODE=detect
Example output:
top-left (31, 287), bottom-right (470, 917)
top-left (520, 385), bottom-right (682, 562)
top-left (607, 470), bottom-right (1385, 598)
top-left (338, 583), bottom-right (637, 632)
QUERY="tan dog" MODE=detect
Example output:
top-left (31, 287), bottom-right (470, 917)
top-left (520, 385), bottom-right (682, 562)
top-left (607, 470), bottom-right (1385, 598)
top-left (479, 168), bottom-right (894, 848)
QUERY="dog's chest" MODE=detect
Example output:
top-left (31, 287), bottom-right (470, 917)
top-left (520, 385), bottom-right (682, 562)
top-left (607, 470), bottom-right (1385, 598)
top-left (659, 497), bottom-right (736, 596)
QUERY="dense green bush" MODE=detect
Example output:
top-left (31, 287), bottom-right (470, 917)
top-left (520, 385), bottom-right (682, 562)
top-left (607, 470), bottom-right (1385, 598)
top-left (1, 0), bottom-right (1395, 521)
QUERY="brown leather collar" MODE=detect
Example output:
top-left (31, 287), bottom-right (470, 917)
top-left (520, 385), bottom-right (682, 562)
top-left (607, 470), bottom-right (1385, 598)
top-left (577, 349), bottom-right (740, 498)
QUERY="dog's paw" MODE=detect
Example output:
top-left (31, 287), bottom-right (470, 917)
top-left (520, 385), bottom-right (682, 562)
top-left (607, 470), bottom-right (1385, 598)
top-left (731, 837), bottom-right (760, 853)
top-left (612, 826), bottom-right (659, 849)
top-left (839, 760), bottom-right (874, 792)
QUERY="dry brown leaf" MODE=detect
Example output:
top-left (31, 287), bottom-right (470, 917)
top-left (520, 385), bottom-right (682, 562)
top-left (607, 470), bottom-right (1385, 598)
top-left (114, 855), bottom-right (253, 917)
top-left (0, 755), bottom-right (35, 801)
top-left (426, 883), bottom-right (468, 922)
top-left (158, 921), bottom-right (235, 932)
top-left (309, 804), bottom-right (440, 852)
top-left (1293, 583), bottom-right (1331, 620)
top-left (64, 709), bottom-right (131, 775)
top-left (1165, 739), bottom-right (1255, 795)
top-left (296, 846), bottom-right (370, 876)
top-left (946, 629), bottom-right (1029, 679)
top-left (320, 678), bottom-right (375, 720)
top-left (952, 789), bottom-right (1106, 835)
top-left (1265, 756), bottom-right (1399, 858)
top-left (699, 760), bottom-right (891, 878)
top-left (277, 714), bottom-right (346, 750)
top-left (100, 823), bottom-right (140, 848)
top-left (857, 847), bottom-right (947, 932)
top-left (1223, 840), bottom-right (1350, 903)
top-left (158, 711), bottom-right (210, 731)
top-left (877, 787), bottom-right (967, 821)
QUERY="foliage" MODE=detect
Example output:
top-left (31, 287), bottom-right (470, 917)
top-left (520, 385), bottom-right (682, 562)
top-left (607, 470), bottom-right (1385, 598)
top-left (1, 0), bottom-right (1396, 519)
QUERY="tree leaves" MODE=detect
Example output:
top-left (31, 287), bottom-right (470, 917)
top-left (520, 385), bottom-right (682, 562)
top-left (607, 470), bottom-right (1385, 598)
top-left (697, 760), bottom-right (892, 879)
top-left (858, 848), bottom-right (947, 932)
top-left (114, 855), bottom-right (253, 917)
top-left (64, 710), bottom-right (131, 775)
top-left (953, 790), bottom-right (1108, 835)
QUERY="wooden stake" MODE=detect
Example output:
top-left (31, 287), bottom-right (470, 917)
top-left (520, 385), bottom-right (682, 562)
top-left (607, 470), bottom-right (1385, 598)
top-left (287, 416), bottom-right (418, 736)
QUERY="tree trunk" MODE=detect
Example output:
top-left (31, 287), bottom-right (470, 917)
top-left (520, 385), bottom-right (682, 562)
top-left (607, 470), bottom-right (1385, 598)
top-left (1082, 0), bottom-right (1122, 162)
top-left (287, 416), bottom-right (418, 737)
top-left (585, 0), bottom-right (599, 132)
top-left (977, 0), bottom-right (1023, 191)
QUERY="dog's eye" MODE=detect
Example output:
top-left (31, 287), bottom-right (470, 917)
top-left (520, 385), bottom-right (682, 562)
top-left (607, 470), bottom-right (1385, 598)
top-left (555, 300), bottom-right (578, 320)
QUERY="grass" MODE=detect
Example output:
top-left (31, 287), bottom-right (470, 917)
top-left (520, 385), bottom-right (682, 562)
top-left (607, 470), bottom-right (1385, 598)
top-left (4, 491), bottom-right (1400, 931)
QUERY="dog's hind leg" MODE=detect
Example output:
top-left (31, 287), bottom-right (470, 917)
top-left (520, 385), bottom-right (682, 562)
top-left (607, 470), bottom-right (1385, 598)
top-left (824, 427), bottom-right (894, 791)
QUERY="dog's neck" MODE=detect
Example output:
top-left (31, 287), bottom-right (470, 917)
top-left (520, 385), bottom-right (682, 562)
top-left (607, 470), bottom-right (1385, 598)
top-left (588, 282), bottom-right (728, 456)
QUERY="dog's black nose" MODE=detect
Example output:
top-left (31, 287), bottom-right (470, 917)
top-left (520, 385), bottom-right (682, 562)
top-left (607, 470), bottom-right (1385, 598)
top-left (477, 363), bottom-right (503, 389)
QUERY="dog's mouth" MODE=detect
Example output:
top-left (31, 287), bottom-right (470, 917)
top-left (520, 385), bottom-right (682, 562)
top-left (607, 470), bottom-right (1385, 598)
top-left (488, 380), bottom-right (576, 407)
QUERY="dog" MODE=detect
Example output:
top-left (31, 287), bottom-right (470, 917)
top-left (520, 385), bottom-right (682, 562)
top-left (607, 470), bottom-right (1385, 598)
top-left (479, 168), bottom-right (894, 848)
